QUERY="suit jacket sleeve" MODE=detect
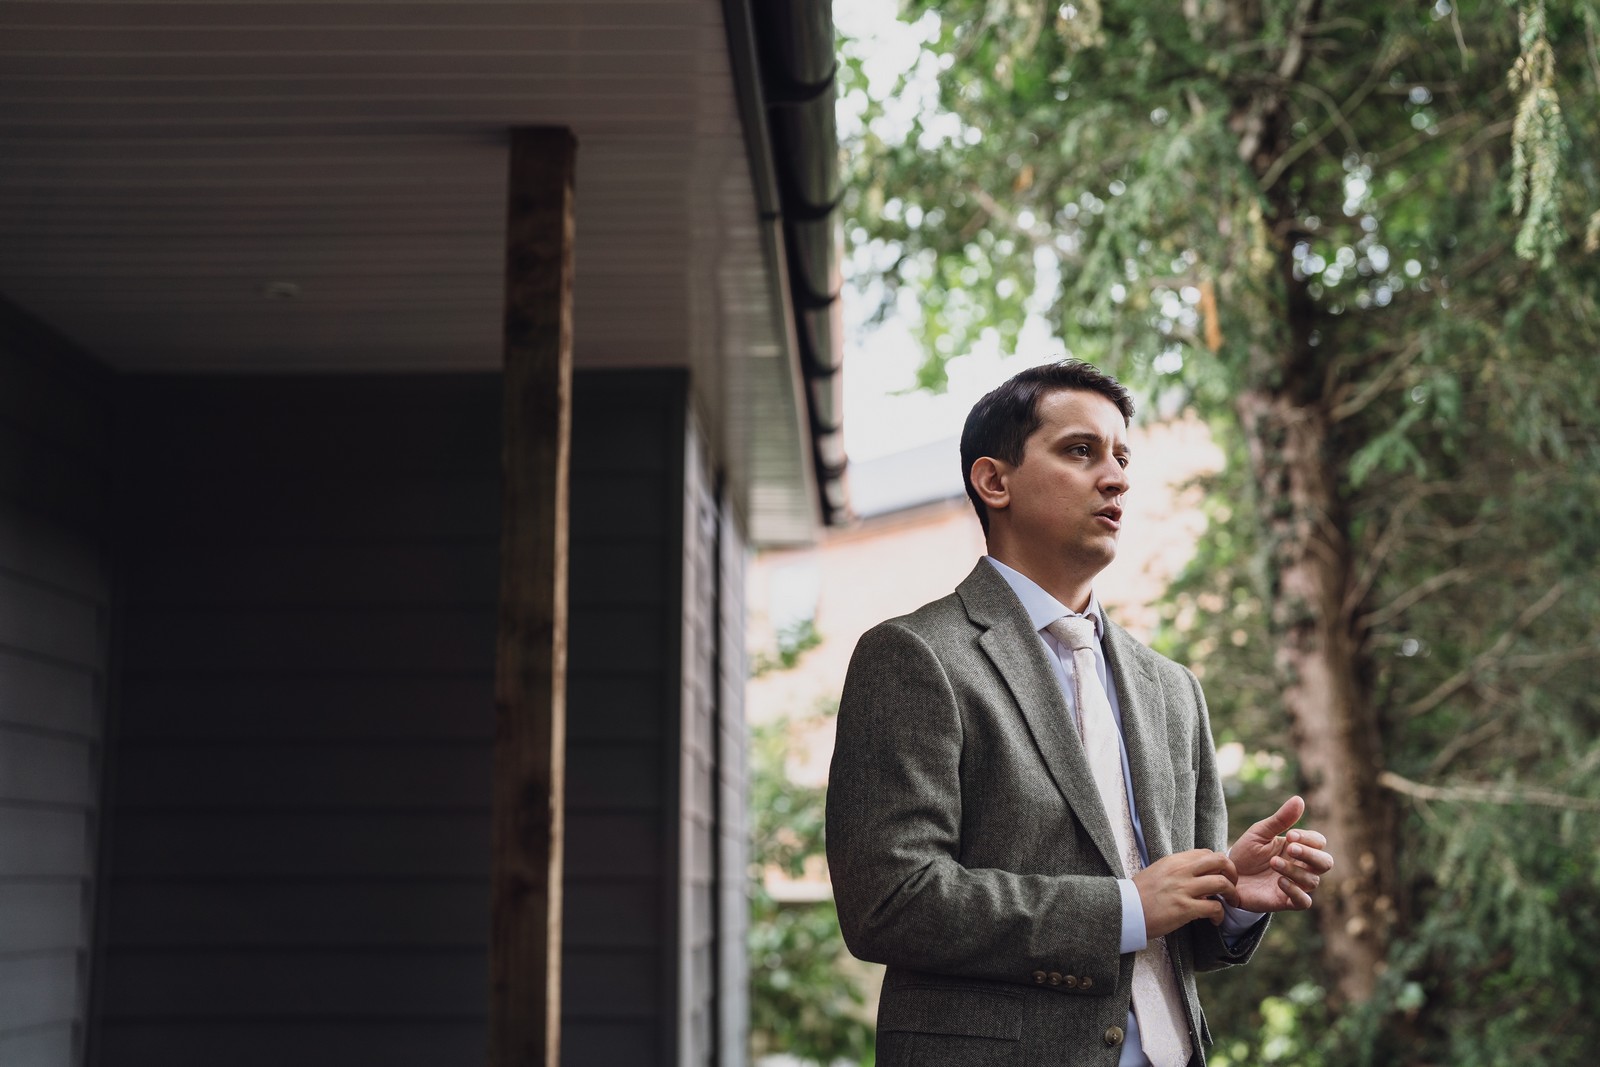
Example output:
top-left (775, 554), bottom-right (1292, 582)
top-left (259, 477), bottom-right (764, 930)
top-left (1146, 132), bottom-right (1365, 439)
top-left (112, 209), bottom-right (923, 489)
top-left (826, 620), bottom-right (1125, 993)
top-left (1181, 664), bottom-right (1270, 972)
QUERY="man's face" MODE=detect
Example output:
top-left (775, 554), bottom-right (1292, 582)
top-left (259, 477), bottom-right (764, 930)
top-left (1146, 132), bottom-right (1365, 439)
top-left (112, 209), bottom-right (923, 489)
top-left (999, 388), bottom-right (1130, 572)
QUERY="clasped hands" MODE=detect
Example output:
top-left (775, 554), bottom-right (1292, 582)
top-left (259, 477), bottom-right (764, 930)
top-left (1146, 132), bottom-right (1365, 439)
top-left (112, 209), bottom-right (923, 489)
top-left (1134, 796), bottom-right (1333, 940)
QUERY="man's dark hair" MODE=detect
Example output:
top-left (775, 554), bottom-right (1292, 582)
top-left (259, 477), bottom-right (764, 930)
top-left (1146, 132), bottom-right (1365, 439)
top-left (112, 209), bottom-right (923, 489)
top-left (959, 359), bottom-right (1135, 534)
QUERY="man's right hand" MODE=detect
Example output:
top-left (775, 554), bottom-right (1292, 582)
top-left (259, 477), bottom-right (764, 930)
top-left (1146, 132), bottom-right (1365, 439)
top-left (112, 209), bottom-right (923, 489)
top-left (1133, 849), bottom-right (1238, 939)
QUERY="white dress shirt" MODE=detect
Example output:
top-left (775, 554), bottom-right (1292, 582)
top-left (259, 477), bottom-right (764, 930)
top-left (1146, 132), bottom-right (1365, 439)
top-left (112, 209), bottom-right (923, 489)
top-left (985, 557), bottom-right (1261, 1066)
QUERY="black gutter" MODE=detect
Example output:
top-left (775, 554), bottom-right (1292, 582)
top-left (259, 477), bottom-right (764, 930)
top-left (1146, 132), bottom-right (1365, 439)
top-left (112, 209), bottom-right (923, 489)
top-left (722, 0), bottom-right (849, 527)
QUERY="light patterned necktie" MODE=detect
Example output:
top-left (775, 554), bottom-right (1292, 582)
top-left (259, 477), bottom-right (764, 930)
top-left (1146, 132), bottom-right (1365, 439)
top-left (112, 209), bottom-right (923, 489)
top-left (1047, 615), bottom-right (1193, 1067)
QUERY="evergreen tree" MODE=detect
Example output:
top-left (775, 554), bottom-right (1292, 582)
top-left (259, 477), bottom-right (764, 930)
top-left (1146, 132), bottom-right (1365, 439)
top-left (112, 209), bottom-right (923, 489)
top-left (841, 1), bottom-right (1600, 1060)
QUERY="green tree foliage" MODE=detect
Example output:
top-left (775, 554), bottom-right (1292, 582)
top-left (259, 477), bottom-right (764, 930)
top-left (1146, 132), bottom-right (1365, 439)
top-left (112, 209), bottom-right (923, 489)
top-left (749, 713), bottom-right (876, 1065)
top-left (750, 618), bottom-right (826, 677)
top-left (842, 0), bottom-right (1600, 1061)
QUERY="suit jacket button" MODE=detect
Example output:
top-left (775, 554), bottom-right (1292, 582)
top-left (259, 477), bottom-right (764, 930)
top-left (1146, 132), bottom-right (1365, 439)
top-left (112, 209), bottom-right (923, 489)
top-left (1047, 972), bottom-right (1062, 985)
top-left (1080, 975), bottom-right (1094, 990)
top-left (1104, 1025), bottom-right (1125, 1047)
top-left (1033, 970), bottom-right (1047, 984)
top-left (1064, 975), bottom-right (1078, 989)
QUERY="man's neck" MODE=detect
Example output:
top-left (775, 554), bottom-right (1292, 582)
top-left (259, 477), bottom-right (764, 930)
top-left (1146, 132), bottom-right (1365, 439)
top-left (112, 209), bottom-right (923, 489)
top-left (986, 548), bottom-right (1097, 615)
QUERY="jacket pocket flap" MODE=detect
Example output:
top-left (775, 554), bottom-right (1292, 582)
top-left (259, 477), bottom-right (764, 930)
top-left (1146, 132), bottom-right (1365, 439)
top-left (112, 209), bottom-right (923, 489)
top-left (878, 985), bottom-right (1023, 1040)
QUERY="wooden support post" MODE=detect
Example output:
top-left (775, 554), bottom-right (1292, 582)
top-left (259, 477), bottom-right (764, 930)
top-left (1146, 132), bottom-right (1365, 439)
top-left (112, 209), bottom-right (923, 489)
top-left (491, 125), bottom-right (576, 1067)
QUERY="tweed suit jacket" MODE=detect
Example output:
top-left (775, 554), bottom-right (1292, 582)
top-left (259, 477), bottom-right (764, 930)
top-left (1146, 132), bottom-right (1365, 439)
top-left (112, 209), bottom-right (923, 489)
top-left (825, 560), bottom-right (1267, 1067)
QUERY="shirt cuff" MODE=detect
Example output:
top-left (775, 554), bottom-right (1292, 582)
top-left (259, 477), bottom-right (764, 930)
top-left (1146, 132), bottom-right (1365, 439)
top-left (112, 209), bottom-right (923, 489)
top-left (1117, 878), bottom-right (1148, 954)
top-left (1219, 900), bottom-right (1266, 946)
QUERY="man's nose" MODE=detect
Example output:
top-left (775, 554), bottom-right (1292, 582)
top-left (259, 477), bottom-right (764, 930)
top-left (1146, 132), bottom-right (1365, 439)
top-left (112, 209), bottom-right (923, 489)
top-left (1099, 460), bottom-right (1128, 494)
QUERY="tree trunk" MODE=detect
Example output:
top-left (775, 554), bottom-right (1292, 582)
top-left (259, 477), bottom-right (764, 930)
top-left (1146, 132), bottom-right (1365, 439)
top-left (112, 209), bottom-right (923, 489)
top-left (1224, 6), bottom-right (1402, 998)
top-left (1236, 385), bottom-right (1399, 1006)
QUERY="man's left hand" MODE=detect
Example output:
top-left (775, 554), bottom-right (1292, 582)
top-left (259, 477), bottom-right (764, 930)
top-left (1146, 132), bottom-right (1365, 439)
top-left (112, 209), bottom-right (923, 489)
top-left (1226, 796), bottom-right (1334, 912)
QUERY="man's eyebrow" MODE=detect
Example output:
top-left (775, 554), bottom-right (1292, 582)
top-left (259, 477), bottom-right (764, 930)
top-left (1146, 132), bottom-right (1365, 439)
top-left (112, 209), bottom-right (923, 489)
top-left (1053, 430), bottom-right (1133, 454)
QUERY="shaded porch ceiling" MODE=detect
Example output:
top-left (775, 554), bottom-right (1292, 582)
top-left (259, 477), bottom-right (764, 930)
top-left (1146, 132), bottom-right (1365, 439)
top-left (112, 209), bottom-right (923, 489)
top-left (0, 0), bottom-right (829, 545)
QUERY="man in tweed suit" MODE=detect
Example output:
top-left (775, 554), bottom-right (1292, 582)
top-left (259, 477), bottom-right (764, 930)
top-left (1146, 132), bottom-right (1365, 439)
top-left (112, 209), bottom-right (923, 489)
top-left (826, 361), bottom-right (1334, 1066)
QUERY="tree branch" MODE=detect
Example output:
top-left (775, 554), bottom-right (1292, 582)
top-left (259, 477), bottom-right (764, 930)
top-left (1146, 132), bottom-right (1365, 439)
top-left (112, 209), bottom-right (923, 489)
top-left (1372, 117), bottom-right (1515, 211)
top-left (1379, 770), bottom-right (1600, 813)
top-left (1231, 0), bottom-right (1322, 166)
top-left (1426, 714), bottom-right (1506, 777)
top-left (1277, 0), bottom-right (1320, 79)
top-left (1502, 640), bottom-right (1600, 672)
top-left (1372, 108), bottom-right (1488, 171)
top-left (1448, 1), bottom-right (1469, 66)
top-left (1359, 565), bottom-right (1473, 632)
top-left (1343, 478), bottom-right (1465, 618)
top-left (1406, 581), bottom-right (1569, 718)
top-left (1587, 12), bottom-right (1600, 94)
top-left (967, 186), bottom-right (1052, 251)
top-left (1410, 518), bottom-right (1485, 546)
top-left (1274, 72), bottom-right (1365, 154)
top-left (1258, 47), bottom-right (1392, 191)
top-left (1301, 17), bottom-right (1373, 36)
top-left (1330, 336), bottom-right (1426, 422)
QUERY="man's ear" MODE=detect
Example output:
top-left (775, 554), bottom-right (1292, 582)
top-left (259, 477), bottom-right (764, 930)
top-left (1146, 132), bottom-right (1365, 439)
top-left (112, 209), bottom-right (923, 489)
top-left (970, 457), bottom-right (1010, 513)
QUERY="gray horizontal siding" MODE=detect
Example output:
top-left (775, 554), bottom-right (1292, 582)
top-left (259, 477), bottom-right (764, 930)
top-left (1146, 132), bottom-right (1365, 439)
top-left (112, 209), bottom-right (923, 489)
top-left (561, 371), bottom-right (688, 1067)
top-left (111, 745), bottom-right (495, 808)
top-left (0, 884), bottom-right (89, 954)
top-left (0, 654), bottom-right (98, 738)
top-left (562, 1020), bottom-right (659, 1061)
top-left (96, 374), bottom-right (501, 1067)
top-left (682, 426), bottom-right (717, 1067)
top-left (0, 428), bottom-right (103, 530)
top-left (678, 422), bottom-right (750, 1067)
top-left (123, 471), bottom-right (502, 544)
top-left (0, 572), bottom-right (104, 670)
top-left (0, 728), bottom-right (96, 806)
top-left (91, 367), bottom-right (727, 1066)
top-left (107, 813), bottom-right (490, 880)
top-left (115, 676), bottom-right (493, 742)
top-left (717, 492), bottom-right (750, 1065)
top-left (0, 810), bottom-right (93, 878)
top-left (0, 1026), bottom-right (76, 1066)
top-left (0, 505), bottom-right (107, 604)
top-left (0, 955), bottom-right (82, 1031)
top-left (101, 950), bottom-right (489, 1017)
top-left (0, 300), bottom-right (112, 1067)
top-left (85, 1023), bottom-right (485, 1067)
top-left (105, 883), bottom-right (487, 947)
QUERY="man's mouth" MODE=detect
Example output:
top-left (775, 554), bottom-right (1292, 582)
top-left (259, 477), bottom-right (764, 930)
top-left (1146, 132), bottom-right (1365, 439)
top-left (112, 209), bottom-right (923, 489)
top-left (1094, 507), bottom-right (1122, 529)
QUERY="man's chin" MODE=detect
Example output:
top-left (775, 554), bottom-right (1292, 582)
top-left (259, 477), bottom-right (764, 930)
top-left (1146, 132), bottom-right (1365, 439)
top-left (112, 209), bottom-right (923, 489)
top-left (1068, 539), bottom-right (1117, 570)
top-left (1092, 539), bottom-right (1121, 568)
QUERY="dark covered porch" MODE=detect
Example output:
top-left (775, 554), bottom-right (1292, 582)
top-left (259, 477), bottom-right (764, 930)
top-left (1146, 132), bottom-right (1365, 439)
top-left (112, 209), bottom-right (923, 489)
top-left (0, 1), bottom-right (843, 1064)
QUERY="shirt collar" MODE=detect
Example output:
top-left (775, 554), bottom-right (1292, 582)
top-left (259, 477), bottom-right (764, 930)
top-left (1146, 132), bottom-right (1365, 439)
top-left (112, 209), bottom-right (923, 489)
top-left (984, 556), bottom-right (1104, 641)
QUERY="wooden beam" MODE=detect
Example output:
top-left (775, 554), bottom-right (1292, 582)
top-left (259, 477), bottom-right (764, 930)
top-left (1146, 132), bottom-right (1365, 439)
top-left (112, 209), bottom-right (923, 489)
top-left (491, 125), bottom-right (576, 1067)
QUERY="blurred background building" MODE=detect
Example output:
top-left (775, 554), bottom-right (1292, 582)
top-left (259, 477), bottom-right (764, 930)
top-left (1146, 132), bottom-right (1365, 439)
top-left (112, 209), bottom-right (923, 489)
top-left (750, 416), bottom-right (1222, 736)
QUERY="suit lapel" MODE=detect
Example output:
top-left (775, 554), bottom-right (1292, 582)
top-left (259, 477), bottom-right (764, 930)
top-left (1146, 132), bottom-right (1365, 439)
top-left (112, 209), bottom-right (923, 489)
top-left (1102, 616), bottom-right (1176, 861)
top-left (959, 563), bottom-right (1124, 875)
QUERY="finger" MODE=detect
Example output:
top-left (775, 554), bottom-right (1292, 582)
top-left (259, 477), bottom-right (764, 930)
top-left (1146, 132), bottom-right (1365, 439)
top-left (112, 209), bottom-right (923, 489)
top-left (1272, 859), bottom-right (1320, 892)
top-left (1286, 844), bottom-right (1334, 874)
top-left (1256, 796), bottom-right (1305, 837)
top-left (1181, 849), bottom-right (1233, 874)
top-left (1289, 828), bottom-right (1328, 851)
top-left (1194, 874), bottom-right (1238, 899)
top-left (1279, 876), bottom-right (1313, 910)
top-left (1192, 851), bottom-right (1238, 880)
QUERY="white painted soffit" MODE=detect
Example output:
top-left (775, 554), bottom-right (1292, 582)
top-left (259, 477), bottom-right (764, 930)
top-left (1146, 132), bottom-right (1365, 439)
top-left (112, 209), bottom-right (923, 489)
top-left (0, 0), bottom-right (817, 544)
